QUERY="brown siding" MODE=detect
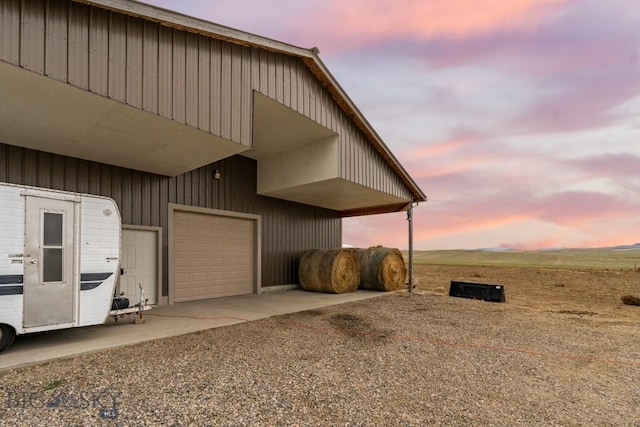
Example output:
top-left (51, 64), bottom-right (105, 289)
top-left (68, 2), bottom-right (89, 89)
top-left (0, 143), bottom-right (341, 293)
top-left (0, 0), bottom-right (414, 200)
top-left (0, 0), bottom-right (21, 65)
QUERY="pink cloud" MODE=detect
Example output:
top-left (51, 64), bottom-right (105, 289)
top-left (344, 182), bottom-right (640, 250)
top-left (406, 138), bottom-right (472, 158)
top-left (534, 191), bottom-right (637, 226)
top-left (316, 0), bottom-right (568, 51)
top-left (568, 153), bottom-right (640, 178)
top-left (363, 2), bottom-right (640, 136)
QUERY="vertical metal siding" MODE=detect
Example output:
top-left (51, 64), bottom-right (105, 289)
top-left (288, 56), bottom-right (298, 111)
top-left (20, 0), bottom-right (46, 73)
top-left (240, 47), bottom-right (252, 144)
top-left (51, 154), bottom-right (64, 190)
top-left (38, 152), bottom-right (51, 188)
top-left (23, 150), bottom-right (37, 186)
top-left (210, 39), bottom-right (222, 136)
top-left (219, 41), bottom-right (232, 140)
top-left (107, 12), bottom-right (126, 102)
top-left (44, 0), bottom-right (68, 81)
top-left (88, 157), bottom-right (100, 194)
top-left (68, 3), bottom-right (89, 89)
top-left (64, 157), bottom-right (77, 192)
top-left (282, 55), bottom-right (291, 108)
top-left (142, 21), bottom-right (158, 113)
top-left (266, 50), bottom-right (276, 99)
top-left (140, 173), bottom-right (151, 225)
top-left (171, 29), bottom-right (185, 122)
top-left (258, 49), bottom-right (268, 97)
top-left (197, 35), bottom-right (211, 132)
top-left (0, 0), bottom-right (21, 64)
top-left (295, 61), bottom-right (305, 113)
top-left (185, 32), bottom-right (198, 127)
top-left (308, 77), bottom-right (316, 123)
top-left (126, 17), bottom-right (143, 108)
top-left (157, 25), bottom-right (172, 117)
top-left (88, 7), bottom-right (109, 96)
top-left (274, 53), bottom-right (284, 104)
top-left (230, 44), bottom-right (243, 143)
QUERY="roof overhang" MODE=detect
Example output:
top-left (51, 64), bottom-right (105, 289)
top-left (0, 61), bottom-right (246, 176)
top-left (2, 0), bottom-right (426, 216)
top-left (76, 0), bottom-right (427, 204)
top-left (247, 93), bottom-right (412, 213)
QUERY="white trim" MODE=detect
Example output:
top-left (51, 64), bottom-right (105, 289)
top-left (20, 189), bottom-right (81, 203)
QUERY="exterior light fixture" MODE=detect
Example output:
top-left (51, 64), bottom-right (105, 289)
top-left (213, 169), bottom-right (221, 180)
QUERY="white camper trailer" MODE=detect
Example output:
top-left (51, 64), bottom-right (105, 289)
top-left (0, 183), bottom-right (124, 353)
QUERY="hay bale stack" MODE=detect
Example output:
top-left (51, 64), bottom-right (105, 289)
top-left (299, 249), bottom-right (360, 293)
top-left (357, 246), bottom-right (407, 291)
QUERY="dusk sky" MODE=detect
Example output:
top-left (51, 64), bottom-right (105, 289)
top-left (143, 0), bottom-right (640, 250)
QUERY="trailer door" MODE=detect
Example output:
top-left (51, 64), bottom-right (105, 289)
top-left (24, 196), bottom-right (77, 328)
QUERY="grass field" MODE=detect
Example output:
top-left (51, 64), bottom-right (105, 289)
top-left (403, 248), bottom-right (640, 271)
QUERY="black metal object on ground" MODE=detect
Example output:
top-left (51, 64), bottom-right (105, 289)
top-left (449, 281), bottom-right (506, 302)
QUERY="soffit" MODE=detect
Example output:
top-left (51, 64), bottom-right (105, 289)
top-left (0, 61), bottom-right (246, 177)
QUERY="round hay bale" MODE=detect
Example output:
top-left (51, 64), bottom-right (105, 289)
top-left (299, 249), bottom-right (360, 293)
top-left (357, 246), bottom-right (407, 291)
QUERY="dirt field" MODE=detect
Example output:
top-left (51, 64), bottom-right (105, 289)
top-left (0, 265), bottom-right (639, 426)
top-left (414, 264), bottom-right (640, 320)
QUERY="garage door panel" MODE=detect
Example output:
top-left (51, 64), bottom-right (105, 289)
top-left (174, 289), bottom-right (191, 300)
top-left (173, 211), bottom-right (255, 302)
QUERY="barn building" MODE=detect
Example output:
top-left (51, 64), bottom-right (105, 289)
top-left (0, 0), bottom-right (426, 305)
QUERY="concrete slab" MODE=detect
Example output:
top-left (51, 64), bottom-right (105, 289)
top-left (0, 289), bottom-right (387, 372)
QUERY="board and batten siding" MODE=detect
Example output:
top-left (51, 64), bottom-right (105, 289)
top-left (0, 0), bottom-right (413, 201)
top-left (0, 143), bottom-right (342, 293)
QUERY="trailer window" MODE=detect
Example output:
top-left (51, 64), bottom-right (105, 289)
top-left (43, 212), bottom-right (64, 282)
top-left (44, 212), bottom-right (63, 245)
top-left (43, 248), bottom-right (63, 282)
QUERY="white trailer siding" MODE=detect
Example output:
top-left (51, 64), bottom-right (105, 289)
top-left (77, 195), bottom-right (121, 325)
top-left (0, 184), bottom-right (25, 276)
top-left (0, 183), bottom-right (121, 335)
top-left (0, 184), bottom-right (25, 330)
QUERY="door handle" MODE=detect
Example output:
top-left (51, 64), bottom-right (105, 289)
top-left (30, 259), bottom-right (39, 265)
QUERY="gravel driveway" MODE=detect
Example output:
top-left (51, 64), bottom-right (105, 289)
top-left (1, 290), bottom-right (639, 426)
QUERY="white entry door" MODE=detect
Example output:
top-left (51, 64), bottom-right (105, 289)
top-left (121, 229), bottom-right (157, 305)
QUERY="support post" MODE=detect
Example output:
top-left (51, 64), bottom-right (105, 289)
top-left (407, 205), bottom-right (414, 292)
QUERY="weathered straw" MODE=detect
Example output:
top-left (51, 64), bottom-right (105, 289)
top-left (299, 249), bottom-right (360, 293)
top-left (357, 246), bottom-right (407, 291)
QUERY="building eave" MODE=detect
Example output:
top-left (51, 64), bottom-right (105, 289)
top-left (74, 0), bottom-right (427, 204)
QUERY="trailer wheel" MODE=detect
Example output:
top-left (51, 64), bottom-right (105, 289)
top-left (0, 324), bottom-right (16, 353)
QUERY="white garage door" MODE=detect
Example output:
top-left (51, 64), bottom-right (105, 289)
top-left (121, 229), bottom-right (158, 305)
top-left (173, 210), bottom-right (255, 302)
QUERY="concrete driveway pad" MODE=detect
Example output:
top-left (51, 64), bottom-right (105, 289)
top-left (0, 289), bottom-right (385, 372)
